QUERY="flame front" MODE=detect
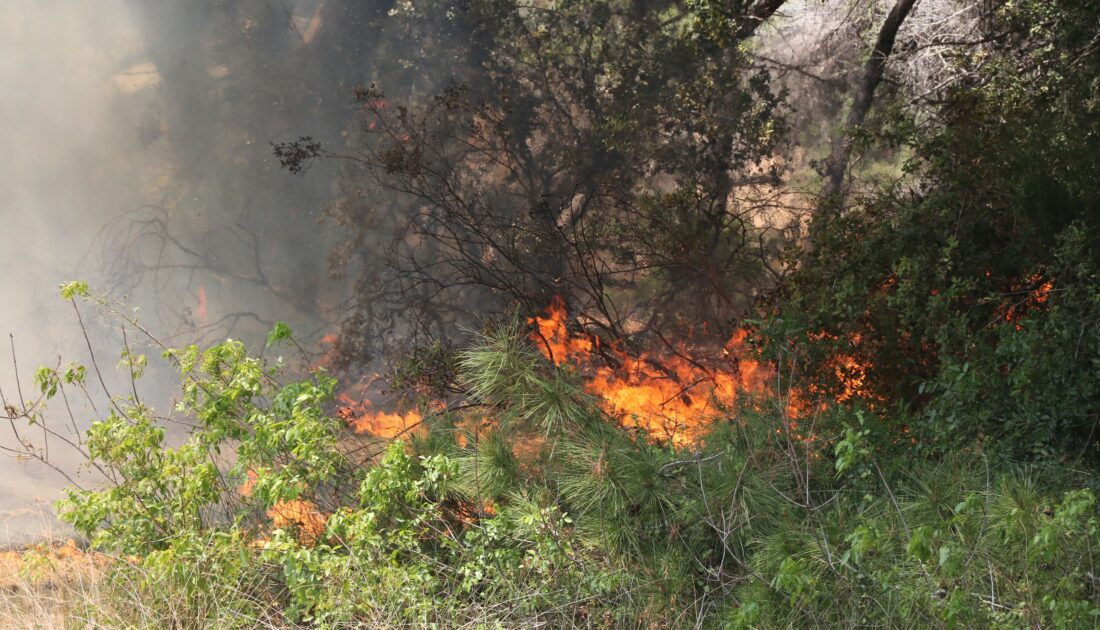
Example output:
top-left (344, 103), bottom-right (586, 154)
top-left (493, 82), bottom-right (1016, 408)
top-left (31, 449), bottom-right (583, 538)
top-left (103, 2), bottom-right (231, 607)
top-left (0, 538), bottom-right (107, 590)
top-left (336, 393), bottom-right (422, 438)
top-left (528, 296), bottom-right (594, 365)
top-left (321, 299), bottom-right (879, 449)
top-left (528, 300), bottom-right (770, 445)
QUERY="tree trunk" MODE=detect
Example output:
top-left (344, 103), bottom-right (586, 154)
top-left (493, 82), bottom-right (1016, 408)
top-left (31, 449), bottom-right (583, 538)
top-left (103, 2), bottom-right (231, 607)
top-left (821, 0), bottom-right (920, 205)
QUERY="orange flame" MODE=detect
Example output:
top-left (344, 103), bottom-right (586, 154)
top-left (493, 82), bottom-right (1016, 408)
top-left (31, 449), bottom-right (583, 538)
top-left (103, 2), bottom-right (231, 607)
top-left (527, 300), bottom-right (771, 445)
top-left (527, 296), bottom-right (594, 365)
top-left (0, 538), bottom-right (108, 588)
top-left (195, 285), bottom-right (208, 323)
top-left (267, 499), bottom-right (327, 546)
top-left (316, 300), bottom-right (880, 450)
top-left (336, 393), bottom-right (422, 438)
top-left (833, 354), bottom-right (872, 403)
top-left (238, 469), bottom-right (259, 497)
top-left (314, 333), bottom-right (340, 370)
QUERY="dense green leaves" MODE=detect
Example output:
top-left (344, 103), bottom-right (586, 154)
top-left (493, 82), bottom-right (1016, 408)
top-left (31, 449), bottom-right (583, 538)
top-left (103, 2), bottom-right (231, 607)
top-left (775, 0), bottom-right (1100, 463)
top-left (54, 315), bottom-right (1100, 627)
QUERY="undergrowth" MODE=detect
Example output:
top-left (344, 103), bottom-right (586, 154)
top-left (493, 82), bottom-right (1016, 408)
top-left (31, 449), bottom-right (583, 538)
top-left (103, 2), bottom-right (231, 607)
top-left (15, 288), bottom-right (1097, 628)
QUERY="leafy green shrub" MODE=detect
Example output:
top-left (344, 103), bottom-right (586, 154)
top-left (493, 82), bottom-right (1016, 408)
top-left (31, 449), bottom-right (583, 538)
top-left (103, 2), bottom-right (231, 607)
top-left (40, 293), bottom-right (1100, 628)
top-left (728, 458), bottom-right (1100, 628)
top-left (769, 0), bottom-right (1100, 462)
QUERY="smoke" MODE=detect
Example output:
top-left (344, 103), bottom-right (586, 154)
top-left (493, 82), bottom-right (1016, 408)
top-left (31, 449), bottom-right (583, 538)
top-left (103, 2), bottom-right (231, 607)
top-left (0, 0), bottom-right (345, 542)
top-left (0, 0), bottom-right (141, 542)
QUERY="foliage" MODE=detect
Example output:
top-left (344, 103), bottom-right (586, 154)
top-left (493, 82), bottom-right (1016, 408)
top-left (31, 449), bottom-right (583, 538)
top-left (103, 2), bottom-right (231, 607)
top-left (41, 300), bottom-right (1100, 627)
top-left (19, 2), bottom-right (1100, 628)
top-left (772, 0), bottom-right (1100, 461)
top-left (730, 457), bottom-right (1100, 629)
top-left (295, 0), bottom-right (791, 365)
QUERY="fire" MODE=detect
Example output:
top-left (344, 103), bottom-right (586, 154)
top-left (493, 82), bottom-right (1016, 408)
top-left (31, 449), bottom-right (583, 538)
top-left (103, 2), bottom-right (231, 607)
top-left (336, 393), bottom-right (422, 438)
top-left (0, 538), bottom-right (107, 590)
top-left (240, 473), bottom-right (328, 546)
top-left (999, 272), bottom-right (1055, 328)
top-left (195, 285), bottom-right (208, 323)
top-left (528, 296), bottom-right (594, 365)
top-left (239, 469), bottom-right (259, 497)
top-left (587, 344), bottom-right (767, 445)
top-left (267, 499), bottom-right (327, 546)
top-left (316, 299), bottom-right (881, 449)
top-left (54, 538), bottom-right (83, 559)
top-left (315, 333), bottom-right (340, 370)
top-left (1033, 279), bottom-right (1054, 304)
top-left (238, 469), bottom-right (329, 547)
top-left (318, 334), bottom-right (424, 438)
top-left (783, 387), bottom-right (823, 423)
top-left (832, 353), bottom-right (872, 403)
top-left (527, 299), bottom-right (771, 445)
top-left (791, 332), bottom-right (877, 414)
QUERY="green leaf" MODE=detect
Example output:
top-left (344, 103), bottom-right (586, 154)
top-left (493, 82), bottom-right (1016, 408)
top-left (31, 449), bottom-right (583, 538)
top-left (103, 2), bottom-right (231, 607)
top-left (267, 322), bottom-right (293, 347)
top-left (59, 281), bottom-right (89, 299)
top-left (908, 526), bottom-right (935, 563)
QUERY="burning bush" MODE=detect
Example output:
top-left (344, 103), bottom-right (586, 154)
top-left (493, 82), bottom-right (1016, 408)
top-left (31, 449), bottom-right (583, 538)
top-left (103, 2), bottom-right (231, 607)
top-left (29, 289), bottom-right (1099, 627)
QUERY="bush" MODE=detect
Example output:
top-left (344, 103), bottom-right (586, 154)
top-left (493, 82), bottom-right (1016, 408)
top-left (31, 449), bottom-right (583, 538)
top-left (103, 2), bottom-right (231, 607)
top-left (39, 298), bottom-right (1100, 628)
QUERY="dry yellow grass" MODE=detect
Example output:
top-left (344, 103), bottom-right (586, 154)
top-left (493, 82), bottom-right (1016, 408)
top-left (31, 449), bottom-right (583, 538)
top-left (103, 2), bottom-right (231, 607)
top-left (0, 541), bottom-right (292, 629)
top-left (0, 539), bottom-right (110, 629)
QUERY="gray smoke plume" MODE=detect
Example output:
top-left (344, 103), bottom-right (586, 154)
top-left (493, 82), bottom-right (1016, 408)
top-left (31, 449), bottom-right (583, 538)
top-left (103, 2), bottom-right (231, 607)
top-left (0, 0), bottom-right (346, 543)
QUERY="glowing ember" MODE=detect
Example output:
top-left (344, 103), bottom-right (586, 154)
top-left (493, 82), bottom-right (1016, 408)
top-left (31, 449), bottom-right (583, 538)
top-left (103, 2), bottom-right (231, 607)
top-left (1032, 279), bottom-right (1054, 305)
top-left (833, 353), bottom-right (871, 403)
top-left (792, 332), bottom-right (877, 416)
top-left (999, 272), bottom-right (1055, 328)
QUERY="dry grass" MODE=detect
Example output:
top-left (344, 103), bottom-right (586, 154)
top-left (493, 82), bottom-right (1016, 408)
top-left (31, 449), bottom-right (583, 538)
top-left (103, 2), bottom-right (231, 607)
top-left (0, 539), bottom-right (109, 629)
top-left (0, 540), bottom-right (296, 629)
